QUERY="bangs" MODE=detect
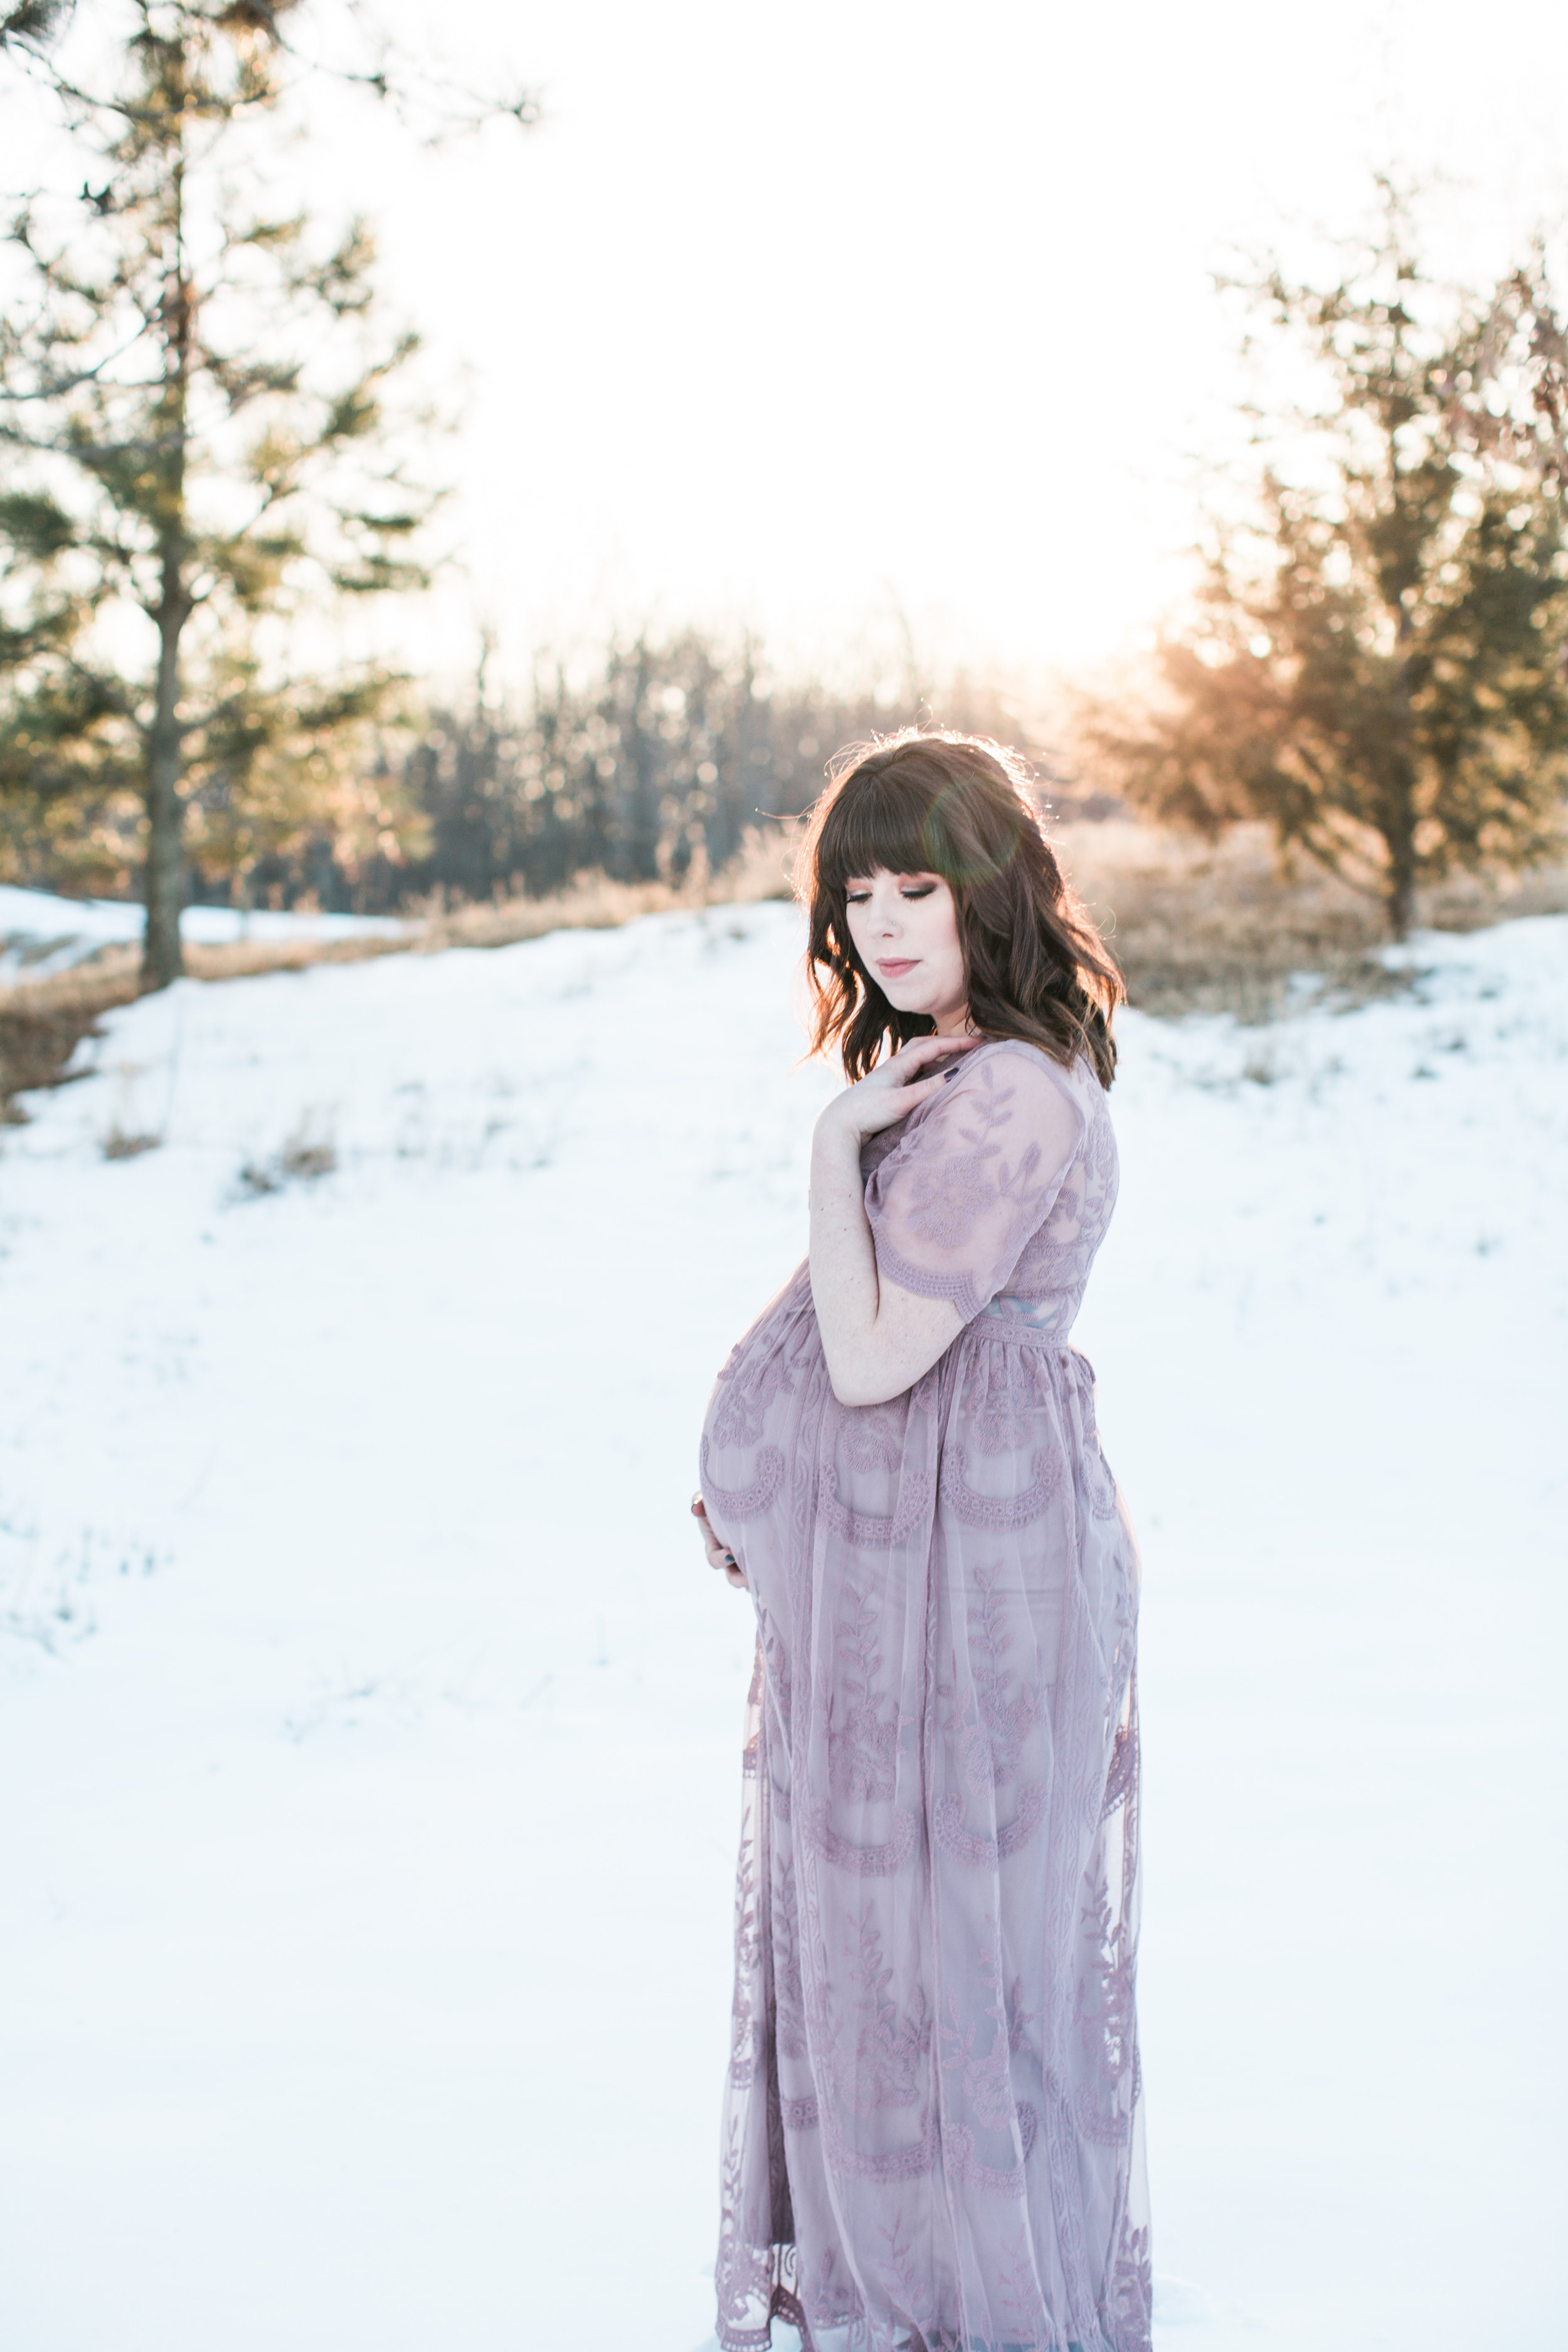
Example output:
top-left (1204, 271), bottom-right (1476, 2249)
top-left (812, 760), bottom-right (950, 892)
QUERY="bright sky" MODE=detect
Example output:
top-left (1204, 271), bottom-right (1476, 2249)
top-left (14, 0), bottom-right (1568, 692)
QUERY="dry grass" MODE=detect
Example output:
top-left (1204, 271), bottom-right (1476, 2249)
top-left (408, 825), bottom-right (798, 953)
top-left (1054, 820), bottom-right (1568, 1022)
top-left (100, 1123), bottom-right (161, 1162)
top-left (0, 984), bottom-right (135, 1125)
top-left (237, 1126), bottom-right (337, 1195)
top-left (4, 820), bottom-right (1567, 1119)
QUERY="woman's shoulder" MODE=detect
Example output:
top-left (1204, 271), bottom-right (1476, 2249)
top-left (864, 1039), bottom-right (1098, 1188)
top-left (970, 1033), bottom-right (1095, 1078)
top-left (944, 1036), bottom-right (1099, 1121)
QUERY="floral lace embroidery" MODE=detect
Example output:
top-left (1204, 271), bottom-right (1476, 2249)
top-left (824, 2106), bottom-right (940, 2184)
top-left (933, 1778), bottom-right (1047, 1867)
top-left (950, 1564), bottom-right (1047, 1797)
top-left (716, 2115), bottom-right (809, 2351)
top-left (711, 1334), bottom-right (800, 1449)
top-left (834, 1904), bottom-right (931, 2116)
top-left (1041, 2072), bottom-right (1101, 2344)
top-left (701, 1436), bottom-right (785, 1521)
top-left (992, 2225), bottom-right (1054, 2351)
top-left (1073, 1689), bottom-right (1142, 2159)
top-left (1110, 2224), bottom-right (1153, 2349)
top-left (876, 2207), bottom-right (942, 2346)
top-left (819, 1463), bottom-right (934, 1550)
top-left (827, 1579), bottom-right (901, 1803)
top-left (839, 1401), bottom-right (906, 1474)
top-left (945, 2102), bottom-right (1041, 2198)
top-left (903, 1059), bottom-right (1050, 1249)
top-left (1099, 1717), bottom-right (1137, 1823)
top-left (938, 1933), bottom-right (1041, 2198)
top-left (961, 1344), bottom-right (1057, 1454)
top-left (940, 1443), bottom-right (1064, 1530)
top-left (1073, 2080), bottom-right (1130, 2149)
top-left (802, 1798), bottom-right (918, 1877)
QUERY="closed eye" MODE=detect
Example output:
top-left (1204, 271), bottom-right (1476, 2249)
top-left (844, 881), bottom-right (938, 904)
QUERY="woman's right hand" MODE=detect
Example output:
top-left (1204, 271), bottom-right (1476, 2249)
top-left (813, 1030), bottom-right (980, 1148)
top-left (692, 1493), bottom-right (745, 1588)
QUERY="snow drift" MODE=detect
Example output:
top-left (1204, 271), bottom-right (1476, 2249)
top-left (0, 903), bottom-right (1563, 2352)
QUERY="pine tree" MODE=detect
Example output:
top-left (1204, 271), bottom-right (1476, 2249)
top-left (1099, 184), bottom-right (1568, 936)
top-left (0, 3), bottom-right (531, 984)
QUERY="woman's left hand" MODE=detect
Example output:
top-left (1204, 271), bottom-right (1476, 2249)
top-left (692, 1493), bottom-right (745, 1588)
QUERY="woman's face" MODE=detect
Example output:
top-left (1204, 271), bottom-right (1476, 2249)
top-left (843, 868), bottom-right (969, 1034)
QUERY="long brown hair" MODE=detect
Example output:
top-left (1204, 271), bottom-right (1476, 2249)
top-left (800, 729), bottom-right (1124, 1089)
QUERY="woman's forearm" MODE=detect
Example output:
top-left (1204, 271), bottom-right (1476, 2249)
top-left (808, 1124), bottom-right (961, 1407)
top-left (808, 1127), bottom-right (882, 1397)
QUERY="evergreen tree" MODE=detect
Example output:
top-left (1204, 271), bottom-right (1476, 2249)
top-left (1099, 184), bottom-right (1568, 936)
top-left (0, 2), bottom-right (531, 983)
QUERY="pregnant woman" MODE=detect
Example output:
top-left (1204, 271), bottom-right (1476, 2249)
top-left (694, 730), bottom-right (1149, 2352)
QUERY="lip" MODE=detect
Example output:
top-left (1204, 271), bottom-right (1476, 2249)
top-left (877, 958), bottom-right (919, 977)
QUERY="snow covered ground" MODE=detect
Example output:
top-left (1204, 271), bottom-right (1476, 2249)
top-left (0, 881), bottom-right (408, 979)
top-left (1, 901), bottom-right (1564, 2352)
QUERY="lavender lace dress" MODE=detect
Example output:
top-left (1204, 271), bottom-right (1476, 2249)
top-left (699, 1040), bottom-right (1149, 2352)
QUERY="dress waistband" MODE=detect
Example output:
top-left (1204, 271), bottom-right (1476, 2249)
top-left (970, 1314), bottom-right (1089, 1366)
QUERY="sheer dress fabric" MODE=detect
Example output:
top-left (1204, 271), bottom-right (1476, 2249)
top-left (699, 1041), bottom-right (1150, 2352)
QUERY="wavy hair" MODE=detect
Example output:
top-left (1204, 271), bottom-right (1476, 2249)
top-left (798, 729), bottom-right (1123, 1089)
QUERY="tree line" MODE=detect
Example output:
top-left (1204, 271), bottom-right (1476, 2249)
top-left (3, 4), bottom-right (1566, 973)
top-left (218, 640), bottom-right (1081, 918)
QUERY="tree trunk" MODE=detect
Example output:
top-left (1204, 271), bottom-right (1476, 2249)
top-left (1380, 780), bottom-right (1417, 940)
top-left (140, 119), bottom-right (191, 994)
top-left (1385, 583), bottom-right (1418, 942)
top-left (1385, 856), bottom-right (1416, 941)
top-left (142, 609), bottom-right (185, 989)
top-left (1380, 750), bottom-right (1419, 941)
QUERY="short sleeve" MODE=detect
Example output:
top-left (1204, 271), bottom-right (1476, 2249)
top-left (862, 1044), bottom-right (1086, 1325)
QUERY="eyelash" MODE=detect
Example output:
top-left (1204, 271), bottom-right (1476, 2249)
top-left (845, 884), bottom-right (935, 904)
